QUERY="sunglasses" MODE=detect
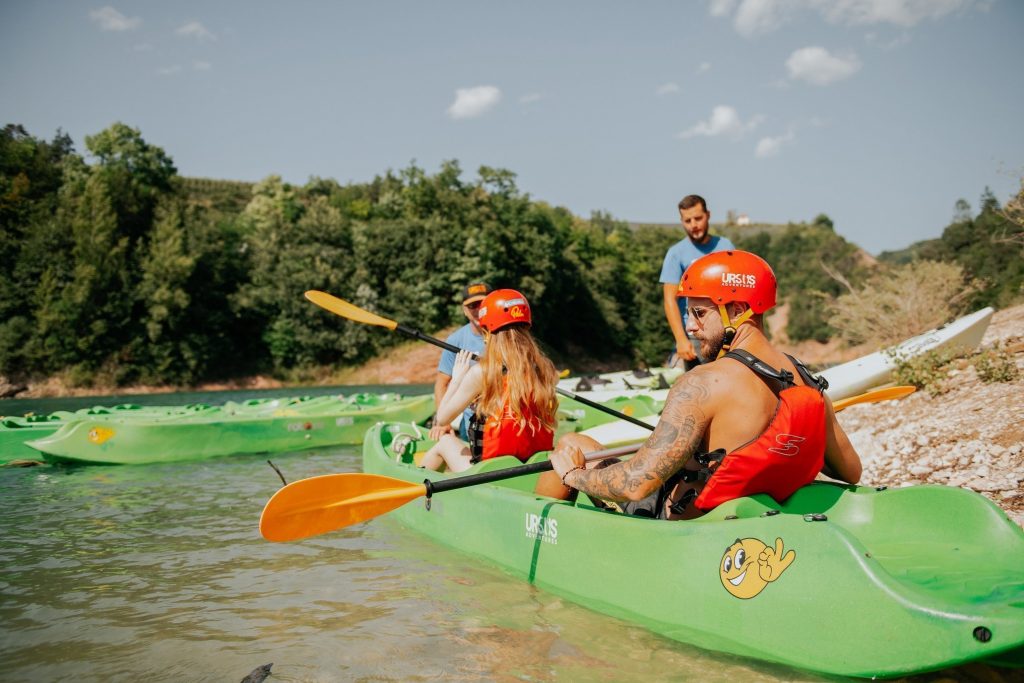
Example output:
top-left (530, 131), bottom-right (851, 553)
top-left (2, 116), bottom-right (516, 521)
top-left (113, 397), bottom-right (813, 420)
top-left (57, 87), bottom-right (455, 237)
top-left (688, 306), bottom-right (715, 323)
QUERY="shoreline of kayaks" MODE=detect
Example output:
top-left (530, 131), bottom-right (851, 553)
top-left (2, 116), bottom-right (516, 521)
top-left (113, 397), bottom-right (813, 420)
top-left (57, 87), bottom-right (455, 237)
top-left (2, 391), bottom-right (667, 466)
top-left (8, 393), bottom-right (434, 465)
top-left (362, 420), bottom-right (1024, 678)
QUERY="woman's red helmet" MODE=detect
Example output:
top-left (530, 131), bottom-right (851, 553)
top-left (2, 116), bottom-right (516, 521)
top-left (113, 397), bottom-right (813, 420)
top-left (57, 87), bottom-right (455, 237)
top-left (478, 289), bottom-right (532, 333)
top-left (678, 250), bottom-right (777, 313)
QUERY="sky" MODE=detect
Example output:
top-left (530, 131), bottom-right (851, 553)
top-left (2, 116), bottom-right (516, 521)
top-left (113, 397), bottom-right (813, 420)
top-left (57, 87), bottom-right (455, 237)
top-left (1, 0), bottom-right (1022, 254)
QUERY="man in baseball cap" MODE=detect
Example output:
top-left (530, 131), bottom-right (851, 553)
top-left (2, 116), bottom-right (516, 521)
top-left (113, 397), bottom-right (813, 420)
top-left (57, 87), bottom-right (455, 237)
top-left (433, 282), bottom-right (492, 441)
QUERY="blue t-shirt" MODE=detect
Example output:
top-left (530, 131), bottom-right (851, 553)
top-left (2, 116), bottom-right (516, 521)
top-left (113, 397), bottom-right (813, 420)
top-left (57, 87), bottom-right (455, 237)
top-left (659, 235), bottom-right (736, 328)
top-left (437, 323), bottom-right (486, 439)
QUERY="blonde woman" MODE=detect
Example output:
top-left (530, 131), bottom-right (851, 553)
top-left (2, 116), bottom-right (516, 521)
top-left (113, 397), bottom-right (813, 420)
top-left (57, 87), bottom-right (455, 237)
top-left (420, 289), bottom-right (559, 473)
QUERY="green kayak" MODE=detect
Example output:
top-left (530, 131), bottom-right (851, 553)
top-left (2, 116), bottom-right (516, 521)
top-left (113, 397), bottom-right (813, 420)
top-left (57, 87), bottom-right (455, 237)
top-left (1, 403), bottom-right (219, 464)
top-left (27, 394), bottom-right (433, 465)
top-left (556, 393), bottom-right (662, 433)
top-left (363, 421), bottom-right (1024, 678)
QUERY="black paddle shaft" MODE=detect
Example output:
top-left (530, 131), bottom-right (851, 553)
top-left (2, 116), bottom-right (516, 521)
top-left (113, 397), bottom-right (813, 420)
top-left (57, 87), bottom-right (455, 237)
top-left (392, 324), bottom-right (657, 432)
top-left (424, 444), bottom-right (641, 496)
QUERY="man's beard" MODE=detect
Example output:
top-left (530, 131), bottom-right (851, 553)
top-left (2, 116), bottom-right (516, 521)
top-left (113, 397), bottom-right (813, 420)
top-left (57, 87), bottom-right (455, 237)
top-left (698, 327), bottom-right (725, 361)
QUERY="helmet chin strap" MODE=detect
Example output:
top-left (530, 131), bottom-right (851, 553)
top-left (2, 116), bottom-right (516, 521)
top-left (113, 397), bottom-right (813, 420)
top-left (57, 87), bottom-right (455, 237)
top-left (715, 304), bottom-right (754, 359)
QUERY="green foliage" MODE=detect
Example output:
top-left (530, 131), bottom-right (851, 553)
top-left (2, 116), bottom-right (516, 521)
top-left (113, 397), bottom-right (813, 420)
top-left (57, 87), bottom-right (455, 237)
top-left (973, 345), bottom-right (1020, 384)
top-left (879, 181), bottom-right (1024, 310)
top-left (890, 346), bottom-right (965, 396)
top-left (1, 121), bottom-right (1018, 389)
top-left (731, 222), bottom-right (869, 342)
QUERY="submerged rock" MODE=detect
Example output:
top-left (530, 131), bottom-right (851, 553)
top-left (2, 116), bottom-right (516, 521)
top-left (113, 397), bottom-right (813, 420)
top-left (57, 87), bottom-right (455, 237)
top-left (241, 663), bottom-right (272, 683)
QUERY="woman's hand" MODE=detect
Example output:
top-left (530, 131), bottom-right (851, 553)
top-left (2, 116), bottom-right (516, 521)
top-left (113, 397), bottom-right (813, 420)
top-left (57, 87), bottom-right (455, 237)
top-left (429, 422), bottom-right (454, 441)
top-left (450, 349), bottom-right (474, 384)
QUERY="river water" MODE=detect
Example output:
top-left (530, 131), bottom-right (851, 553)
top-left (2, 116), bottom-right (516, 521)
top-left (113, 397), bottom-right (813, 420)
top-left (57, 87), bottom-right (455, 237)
top-left (0, 388), bottom-right (1015, 682)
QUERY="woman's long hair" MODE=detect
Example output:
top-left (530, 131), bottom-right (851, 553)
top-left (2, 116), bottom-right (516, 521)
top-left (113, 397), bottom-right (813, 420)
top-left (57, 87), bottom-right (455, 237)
top-left (477, 325), bottom-right (559, 435)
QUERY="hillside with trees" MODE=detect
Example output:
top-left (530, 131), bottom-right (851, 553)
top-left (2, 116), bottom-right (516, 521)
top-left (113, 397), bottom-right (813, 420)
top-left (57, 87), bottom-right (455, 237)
top-left (1, 122), bottom-right (1020, 391)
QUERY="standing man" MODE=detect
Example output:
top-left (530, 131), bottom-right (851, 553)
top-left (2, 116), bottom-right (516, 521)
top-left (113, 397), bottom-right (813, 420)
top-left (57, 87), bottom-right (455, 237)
top-left (432, 282), bottom-right (491, 441)
top-left (660, 195), bottom-right (735, 370)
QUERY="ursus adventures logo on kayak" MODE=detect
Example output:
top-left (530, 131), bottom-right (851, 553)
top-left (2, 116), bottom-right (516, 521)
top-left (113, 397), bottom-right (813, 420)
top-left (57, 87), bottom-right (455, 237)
top-left (525, 513), bottom-right (558, 544)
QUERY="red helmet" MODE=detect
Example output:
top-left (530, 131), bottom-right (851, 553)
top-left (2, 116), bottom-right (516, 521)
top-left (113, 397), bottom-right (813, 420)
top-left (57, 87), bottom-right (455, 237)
top-left (478, 289), bottom-right (532, 333)
top-left (678, 250), bottom-right (776, 313)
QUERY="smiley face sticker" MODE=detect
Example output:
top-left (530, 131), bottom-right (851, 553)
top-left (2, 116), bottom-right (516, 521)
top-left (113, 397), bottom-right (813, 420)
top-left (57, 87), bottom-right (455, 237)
top-left (720, 537), bottom-right (795, 599)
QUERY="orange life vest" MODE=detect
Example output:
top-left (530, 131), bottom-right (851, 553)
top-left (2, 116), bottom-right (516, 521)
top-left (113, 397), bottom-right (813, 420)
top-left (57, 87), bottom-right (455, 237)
top-left (470, 375), bottom-right (553, 463)
top-left (693, 350), bottom-right (827, 512)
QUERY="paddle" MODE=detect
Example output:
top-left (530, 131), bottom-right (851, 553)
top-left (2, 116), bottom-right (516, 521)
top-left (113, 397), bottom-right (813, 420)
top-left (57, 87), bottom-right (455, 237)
top-left (833, 385), bottom-right (915, 412)
top-left (304, 290), bottom-right (658, 431)
top-left (259, 443), bottom-right (641, 542)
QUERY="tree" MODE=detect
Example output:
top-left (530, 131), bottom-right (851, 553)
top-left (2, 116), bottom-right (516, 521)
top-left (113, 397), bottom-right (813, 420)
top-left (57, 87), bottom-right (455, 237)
top-left (953, 198), bottom-right (972, 223)
top-left (135, 196), bottom-right (198, 383)
top-left (979, 186), bottom-right (1000, 213)
top-left (84, 122), bottom-right (176, 241)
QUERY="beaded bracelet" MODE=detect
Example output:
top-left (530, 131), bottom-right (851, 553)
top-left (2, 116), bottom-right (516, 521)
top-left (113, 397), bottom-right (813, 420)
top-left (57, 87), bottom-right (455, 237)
top-left (561, 465), bottom-right (584, 487)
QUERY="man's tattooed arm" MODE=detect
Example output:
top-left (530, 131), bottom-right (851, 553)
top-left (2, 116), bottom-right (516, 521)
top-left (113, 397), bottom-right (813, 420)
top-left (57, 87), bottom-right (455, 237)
top-left (566, 372), bottom-right (712, 501)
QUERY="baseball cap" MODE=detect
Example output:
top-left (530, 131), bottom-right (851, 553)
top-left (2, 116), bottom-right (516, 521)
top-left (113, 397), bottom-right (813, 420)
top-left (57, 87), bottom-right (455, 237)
top-left (461, 282), bottom-right (491, 305)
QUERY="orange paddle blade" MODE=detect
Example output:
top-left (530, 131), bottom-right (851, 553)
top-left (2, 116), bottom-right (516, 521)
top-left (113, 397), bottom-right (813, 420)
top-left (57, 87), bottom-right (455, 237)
top-left (834, 385), bottom-right (916, 412)
top-left (259, 473), bottom-right (426, 542)
top-left (304, 290), bottom-right (399, 331)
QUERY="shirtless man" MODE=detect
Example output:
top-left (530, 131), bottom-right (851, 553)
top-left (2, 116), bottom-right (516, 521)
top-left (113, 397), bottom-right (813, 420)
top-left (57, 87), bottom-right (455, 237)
top-left (550, 250), bottom-right (861, 518)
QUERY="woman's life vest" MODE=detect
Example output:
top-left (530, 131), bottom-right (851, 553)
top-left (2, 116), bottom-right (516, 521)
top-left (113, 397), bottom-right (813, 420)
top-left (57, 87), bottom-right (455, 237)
top-left (468, 374), bottom-right (553, 463)
top-left (692, 349), bottom-right (827, 511)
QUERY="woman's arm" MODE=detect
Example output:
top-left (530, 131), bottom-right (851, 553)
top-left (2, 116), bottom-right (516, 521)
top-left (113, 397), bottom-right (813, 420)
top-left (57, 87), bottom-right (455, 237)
top-left (435, 353), bottom-right (484, 426)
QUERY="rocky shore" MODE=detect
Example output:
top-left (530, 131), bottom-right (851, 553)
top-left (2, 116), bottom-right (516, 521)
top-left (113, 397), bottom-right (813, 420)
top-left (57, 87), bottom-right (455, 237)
top-left (836, 304), bottom-right (1024, 527)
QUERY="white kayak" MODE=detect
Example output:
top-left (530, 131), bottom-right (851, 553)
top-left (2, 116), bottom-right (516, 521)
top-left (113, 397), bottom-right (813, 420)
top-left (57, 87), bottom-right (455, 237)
top-left (820, 307), bottom-right (994, 401)
top-left (581, 307), bottom-right (994, 445)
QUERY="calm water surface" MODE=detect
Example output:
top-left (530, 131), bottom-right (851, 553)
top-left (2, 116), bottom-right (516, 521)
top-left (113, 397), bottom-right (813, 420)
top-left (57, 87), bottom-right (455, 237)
top-left (0, 388), bottom-right (1015, 682)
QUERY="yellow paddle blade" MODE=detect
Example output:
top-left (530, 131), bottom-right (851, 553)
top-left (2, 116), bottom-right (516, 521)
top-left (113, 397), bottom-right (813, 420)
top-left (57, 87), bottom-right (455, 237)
top-left (304, 290), bottom-right (398, 331)
top-left (259, 473), bottom-right (426, 542)
top-left (834, 385), bottom-right (916, 412)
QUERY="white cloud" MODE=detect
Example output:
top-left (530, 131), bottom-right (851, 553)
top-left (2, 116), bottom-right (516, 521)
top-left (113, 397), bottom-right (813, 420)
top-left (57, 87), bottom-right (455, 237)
top-left (656, 82), bottom-right (680, 95)
top-left (176, 21), bottom-right (216, 41)
top-left (786, 46), bottom-right (861, 85)
top-left (712, 0), bottom-right (977, 36)
top-left (822, 0), bottom-right (970, 27)
top-left (697, 62), bottom-right (712, 74)
top-left (447, 86), bottom-right (502, 120)
top-left (709, 0), bottom-right (738, 17)
top-left (158, 65), bottom-right (182, 76)
top-left (755, 129), bottom-right (796, 157)
top-left (519, 93), bottom-right (542, 104)
top-left (733, 0), bottom-right (793, 36)
top-left (193, 61), bottom-right (212, 71)
top-left (90, 6), bottom-right (141, 31)
top-left (677, 105), bottom-right (763, 140)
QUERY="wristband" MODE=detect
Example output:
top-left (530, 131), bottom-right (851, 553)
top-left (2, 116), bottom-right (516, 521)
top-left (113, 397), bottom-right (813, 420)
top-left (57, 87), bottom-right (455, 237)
top-left (561, 465), bottom-right (584, 488)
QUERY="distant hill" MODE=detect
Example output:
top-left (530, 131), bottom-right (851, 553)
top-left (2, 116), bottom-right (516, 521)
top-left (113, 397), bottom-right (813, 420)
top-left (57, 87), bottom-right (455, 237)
top-left (877, 193), bottom-right (1023, 310)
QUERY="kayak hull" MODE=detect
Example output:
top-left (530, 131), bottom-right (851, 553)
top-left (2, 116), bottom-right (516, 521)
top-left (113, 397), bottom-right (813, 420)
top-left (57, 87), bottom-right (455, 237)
top-left (363, 421), bottom-right (1024, 678)
top-left (822, 307), bottom-right (994, 400)
top-left (28, 395), bottom-right (433, 465)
